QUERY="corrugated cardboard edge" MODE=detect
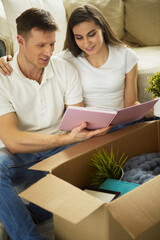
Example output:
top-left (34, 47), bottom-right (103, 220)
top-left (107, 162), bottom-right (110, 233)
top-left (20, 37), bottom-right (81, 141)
top-left (29, 122), bottom-right (152, 173)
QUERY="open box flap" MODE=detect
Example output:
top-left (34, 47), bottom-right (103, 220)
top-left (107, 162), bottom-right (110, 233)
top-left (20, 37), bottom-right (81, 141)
top-left (29, 121), bottom-right (157, 173)
top-left (106, 174), bottom-right (160, 238)
top-left (19, 174), bottom-right (104, 224)
top-left (29, 150), bottom-right (72, 172)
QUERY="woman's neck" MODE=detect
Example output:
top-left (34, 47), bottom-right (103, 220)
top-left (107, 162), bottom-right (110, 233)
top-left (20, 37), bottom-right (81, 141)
top-left (85, 44), bottom-right (109, 68)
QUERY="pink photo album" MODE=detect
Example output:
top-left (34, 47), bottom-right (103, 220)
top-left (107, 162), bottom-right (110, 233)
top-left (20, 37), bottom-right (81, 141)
top-left (59, 99), bottom-right (158, 131)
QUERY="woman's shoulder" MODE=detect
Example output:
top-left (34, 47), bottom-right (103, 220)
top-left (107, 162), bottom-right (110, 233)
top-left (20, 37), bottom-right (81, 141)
top-left (109, 44), bottom-right (138, 57)
top-left (109, 44), bottom-right (127, 52)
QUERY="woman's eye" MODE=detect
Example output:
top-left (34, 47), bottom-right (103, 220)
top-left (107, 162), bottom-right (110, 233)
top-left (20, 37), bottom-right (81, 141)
top-left (89, 32), bottom-right (96, 37)
top-left (75, 37), bottom-right (82, 40)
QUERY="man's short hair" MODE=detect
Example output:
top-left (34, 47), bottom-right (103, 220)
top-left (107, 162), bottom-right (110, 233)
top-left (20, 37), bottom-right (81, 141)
top-left (16, 8), bottom-right (58, 37)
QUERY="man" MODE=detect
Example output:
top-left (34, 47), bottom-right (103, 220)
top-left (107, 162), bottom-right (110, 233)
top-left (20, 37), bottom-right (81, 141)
top-left (0, 8), bottom-right (110, 240)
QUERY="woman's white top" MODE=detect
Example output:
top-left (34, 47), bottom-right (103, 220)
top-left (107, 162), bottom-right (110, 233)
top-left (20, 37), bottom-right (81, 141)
top-left (58, 45), bottom-right (139, 110)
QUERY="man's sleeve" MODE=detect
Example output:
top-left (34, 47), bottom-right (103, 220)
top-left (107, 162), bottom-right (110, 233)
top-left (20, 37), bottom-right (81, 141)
top-left (63, 61), bottom-right (83, 105)
top-left (0, 88), bottom-right (15, 116)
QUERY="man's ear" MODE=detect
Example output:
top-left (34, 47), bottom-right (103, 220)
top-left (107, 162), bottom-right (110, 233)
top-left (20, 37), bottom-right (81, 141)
top-left (17, 35), bottom-right (25, 46)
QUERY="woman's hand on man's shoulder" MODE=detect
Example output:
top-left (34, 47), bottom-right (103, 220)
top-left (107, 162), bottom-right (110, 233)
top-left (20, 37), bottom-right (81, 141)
top-left (0, 55), bottom-right (13, 76)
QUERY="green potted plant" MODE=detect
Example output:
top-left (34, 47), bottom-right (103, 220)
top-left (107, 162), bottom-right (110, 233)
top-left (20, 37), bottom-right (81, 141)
top-left (145, 71), bottom-right (160, 117)
top-left (89, 146), bottom-right (128, 186)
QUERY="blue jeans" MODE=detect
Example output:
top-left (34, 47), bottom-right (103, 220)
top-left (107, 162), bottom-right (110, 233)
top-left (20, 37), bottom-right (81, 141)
top-left (0, 145), bottom-right (73, 240)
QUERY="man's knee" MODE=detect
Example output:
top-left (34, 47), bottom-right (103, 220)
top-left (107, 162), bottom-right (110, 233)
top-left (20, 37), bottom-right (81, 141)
top-left (0, 148), bottom-right (14, 168)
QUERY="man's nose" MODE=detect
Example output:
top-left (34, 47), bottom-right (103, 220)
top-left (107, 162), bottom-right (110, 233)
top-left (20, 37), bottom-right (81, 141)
top-left (44, 46), bottom-right (53, 56)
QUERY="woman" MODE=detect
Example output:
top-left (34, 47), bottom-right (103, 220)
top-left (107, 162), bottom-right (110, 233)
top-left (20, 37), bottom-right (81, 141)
top-left (0, 4), bottom-right (140, 111)
top-left (60, 4), bottom-right (140, 110)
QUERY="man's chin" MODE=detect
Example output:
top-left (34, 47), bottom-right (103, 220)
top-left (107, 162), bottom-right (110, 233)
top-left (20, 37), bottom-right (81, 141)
top-left (39, 58), bottom-right (50, 66)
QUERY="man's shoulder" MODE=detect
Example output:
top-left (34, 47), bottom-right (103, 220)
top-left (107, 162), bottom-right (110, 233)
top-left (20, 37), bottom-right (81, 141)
top-left (56, 50), bottom-right (74, 60)
top-left (0, 71), bottom-right (11, 85)
top-left (50, 54), bottom-right (71, 63)
top-left (50, 55), bottom-right (77, 72)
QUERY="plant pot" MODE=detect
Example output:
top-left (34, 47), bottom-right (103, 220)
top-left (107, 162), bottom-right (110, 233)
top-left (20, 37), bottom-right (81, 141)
top-left (154, 98), bottom-right (160, 117)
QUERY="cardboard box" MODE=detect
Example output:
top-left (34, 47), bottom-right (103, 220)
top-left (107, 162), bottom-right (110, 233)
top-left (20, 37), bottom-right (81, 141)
top-left (20, 120), bottom-right (160, 240)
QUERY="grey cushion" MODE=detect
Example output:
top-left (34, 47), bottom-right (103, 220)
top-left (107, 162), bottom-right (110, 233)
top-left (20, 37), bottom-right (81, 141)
top-left (123, 152), bottom-right (160, 184)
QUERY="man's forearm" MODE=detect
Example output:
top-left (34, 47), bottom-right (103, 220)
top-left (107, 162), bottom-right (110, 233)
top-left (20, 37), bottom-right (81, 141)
top-left (3, 123), bottom-right (111, 154)
top-left (0, 113), bottom-right (110, 154)
top-left (4, 130), bottom-right (75, 154)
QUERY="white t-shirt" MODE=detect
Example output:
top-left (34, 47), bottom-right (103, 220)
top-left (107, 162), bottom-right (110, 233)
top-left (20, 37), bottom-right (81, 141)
top-left (58, 45), bottom-right (139, 110)
top-left (0, 53), bottom-right (83, 147)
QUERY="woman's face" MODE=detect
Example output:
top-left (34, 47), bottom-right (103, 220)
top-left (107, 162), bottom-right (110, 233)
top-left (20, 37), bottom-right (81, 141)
top-left (72, 19), bottom-right (105, 56)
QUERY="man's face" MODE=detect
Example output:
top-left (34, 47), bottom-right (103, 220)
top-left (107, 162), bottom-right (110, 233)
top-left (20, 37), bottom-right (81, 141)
top-left (19, 28), bottom-right (56, 69)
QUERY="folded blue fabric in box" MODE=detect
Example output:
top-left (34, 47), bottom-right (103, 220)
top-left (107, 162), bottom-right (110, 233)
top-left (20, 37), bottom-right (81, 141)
top-left (99, 178), bottom-right (140, 196)
top-left (122, 152), bottom-right (160, 184)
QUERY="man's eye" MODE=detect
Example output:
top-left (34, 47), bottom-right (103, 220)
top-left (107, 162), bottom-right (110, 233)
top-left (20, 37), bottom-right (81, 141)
top-left (39, 45), bottom-right (44, 47)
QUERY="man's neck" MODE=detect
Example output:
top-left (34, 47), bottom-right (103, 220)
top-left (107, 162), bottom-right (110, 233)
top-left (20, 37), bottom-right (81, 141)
top-left (17, 52), bottom-right (44, 83)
